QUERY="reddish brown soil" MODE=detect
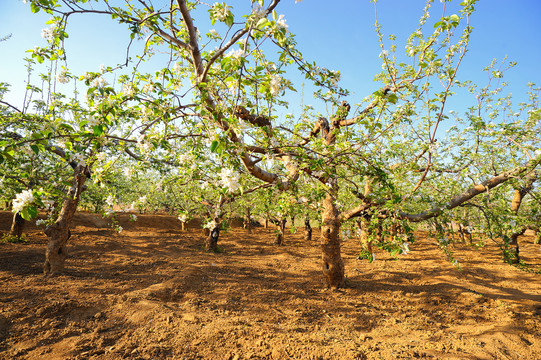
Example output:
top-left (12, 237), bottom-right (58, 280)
top-left (0, 211), bottom-right (540, 360)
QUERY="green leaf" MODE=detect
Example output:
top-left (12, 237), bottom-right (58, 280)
top-left (93, 125), bottom-right (104, 136)
top-left (30, 2), bottom-right (41, 13)
top-left (30, 144), bottom-right (40, 155)
top-left (210, 140), bottom-right (219, 153)
top-left (21, 206), bottom-right (38, 221)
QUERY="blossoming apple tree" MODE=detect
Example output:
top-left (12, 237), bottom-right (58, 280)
top-left (4, 0), bottom-right (540, 287)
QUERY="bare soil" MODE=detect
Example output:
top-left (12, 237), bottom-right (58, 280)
top-left (1, 211), bottom-right (540, 360)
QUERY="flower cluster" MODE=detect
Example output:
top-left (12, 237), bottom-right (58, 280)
top-left (121, 83), bottom-right (136, 97)
top-left (12, 190), bottom-right (35, 214)
top-left (227, 48), bottom-right (244, 59)
top-left (106, 195), bottom-right (115, 207)
top-left (70, 153), bottom-right (87, 167)
top-left (42, 199), bottom-right (54, 210)
top-left (55, 69), bottom-right (70, 84)
top-left (275, 15), bottom-right (288, 32)
top-left (91, 76), bottom-right (108, 88)
top-left (400, 242), bottom-right (410, 255)
top-left (136, 134), bottom-right (151, 153)
top-left (270, 74), bottom-right (281, 96)
top-left (208, 29), bottom-right (220, 39)
top-left (251, 4), bottom-right (266, 20)
top-left (219, 167), bottom-right (240, 192)
top-left (41, 26), bottom-right (55, 41)
top-left (211, 3), bottom-right (231, 22)
top-left (203, 220), bottom-right (217, 230)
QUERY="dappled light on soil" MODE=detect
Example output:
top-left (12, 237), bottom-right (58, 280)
top-left (1, 212), bottom-right (540, 359)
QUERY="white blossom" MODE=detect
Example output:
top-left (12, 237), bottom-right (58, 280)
top-left (36, 219), bottom-right (46, 226)
top-left (227, 48), bottom-right (244, 59)
top-left (142, 82), bottom-right (154, 93)
top-left (400, 242), bottom-right (410, 255)
top-left (90, 76), bottom-right (108, 88)
top-left (42, 199), bottom-right (54, 210)
top-left (251, 4), bottom-right (266, 20)
top-left (212, 3), bottom-right (230, 21)
top-left (172, 61), bottom-right (182, 73)
top-left (137, 134), bottom-right (151, 153)
top-left (276, 14), bottom-right (288, 32)
top-left (41, 26), bottom-right (55, 41)
top-left (270, 74), bottom-right (281, 95)
top-left (204, 220), bottom-right (217, 229)
top-left (178, 214), bottom-right (188, 223)
top-left (71, 153), bottom-right (87, 167)
top-left (12, 190), bottom-right (35, 214)
top-left (55, 70), bottom-right (69, 84)
top-left (219, 167), bottom-right (240, 192)
top-left (95, 152), bottom-right (106, 162)
top-left (121, 83), bottom-right (135, 97)
top-left (123, 167), bottom-right (134, 178)
top-left (106, 195), bottom-right (115, 207)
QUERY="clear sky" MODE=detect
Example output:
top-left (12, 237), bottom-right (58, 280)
top-left (1, 0), bottom-right (540, 118)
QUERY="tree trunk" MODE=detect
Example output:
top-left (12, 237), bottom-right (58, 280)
top-left (274, 217), bottom-right (286, 245)
top-left (181, 222), bottom-right (186, 231)
top-left (9, 212), bottom-right (26, 239)
top-left (506, 175), bottom-right (535, 264)
top-left (43, 165), bottom-right (87, 275)
top-left (205, 225), bottom-right (220, 252)
top-left (504, 229), bottom-right (524, 264)
top-left (320, 192), bottom-right (345, 289)
top-left (357, 218), bottom-right (373, 255)
top-left (244, 207), bottom-right (252, 234)
top-left (304, 215), bottom-right (312, 241)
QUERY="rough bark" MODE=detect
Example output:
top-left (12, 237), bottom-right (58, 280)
top-left (304, 216), bottom-right (312, 241)
top-left (357, 218), bottom-right (373, 255)
top-left (316, 102), bottom-right (351, 289)
top-left (205, 225), bottom-right (220, 252)
top-left (505, 229), bottom-right (524, 264)
top-left (274, 218), bottom-right (286, 245)
top-left (320, 192), bottom-right (345, 289)
top-left (43, 165), bottom-right (87, 275)
top-left (244, 207), bottom-right (252, 234)
top-left (506, 173), bottom-right (536, 264)
top-left (9, 212), bottom-right (26, 239)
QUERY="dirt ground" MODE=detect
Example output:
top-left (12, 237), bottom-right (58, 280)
top-left (0, 211), bottom-right (540, 360)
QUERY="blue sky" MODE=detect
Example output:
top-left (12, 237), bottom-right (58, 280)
top-left (1, 0), bottom-right (540, 118)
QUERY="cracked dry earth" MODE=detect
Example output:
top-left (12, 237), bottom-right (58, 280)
top-left (1, 211), bottom-right (540, 359)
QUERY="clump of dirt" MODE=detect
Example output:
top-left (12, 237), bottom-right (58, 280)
top-left (0, 211), bottom-right (540, 359)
